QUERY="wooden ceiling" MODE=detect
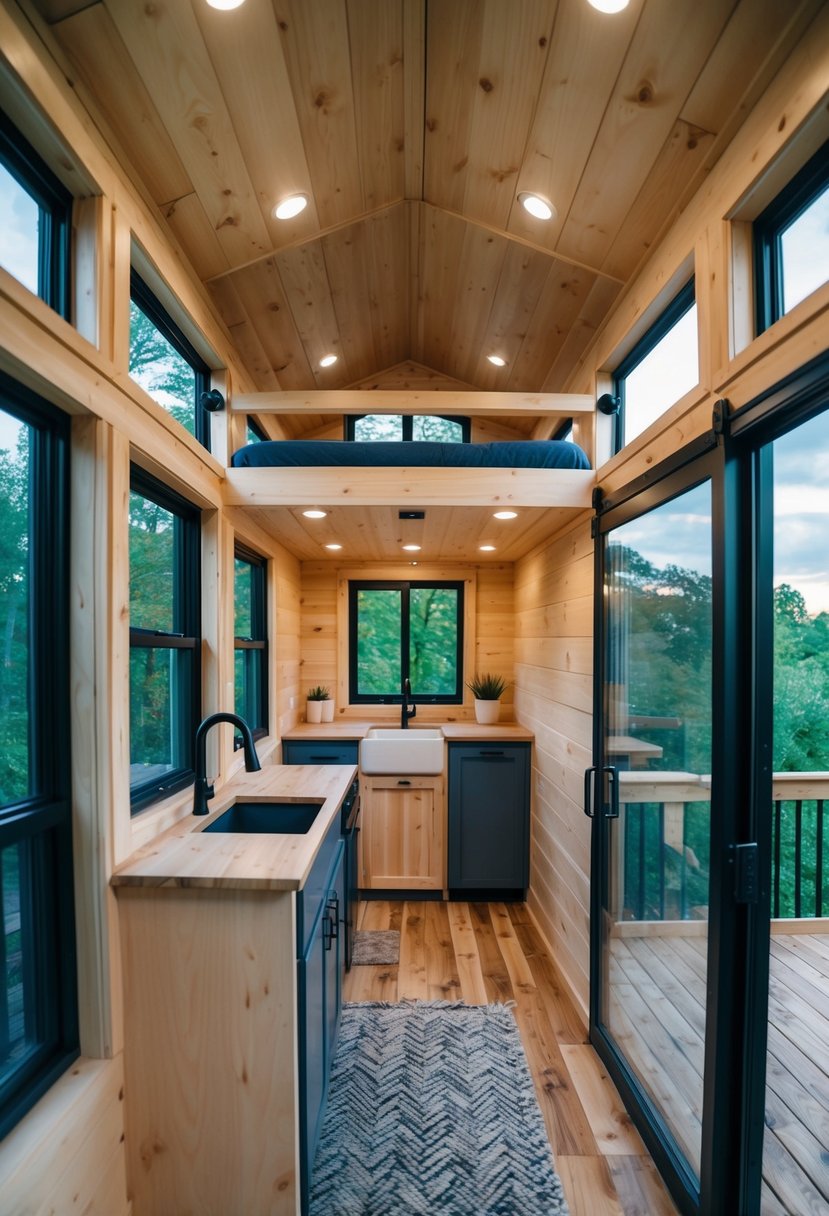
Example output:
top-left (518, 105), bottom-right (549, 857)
top-left (30, 0), bottom-right (820, 441)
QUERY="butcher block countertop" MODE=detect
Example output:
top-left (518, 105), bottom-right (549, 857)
top-left (282, 721), bottom-right (534, 741)
top-left (111, 764), bottom-right (356, 892)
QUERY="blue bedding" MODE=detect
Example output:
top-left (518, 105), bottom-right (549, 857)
top-left (231, 439), bottom-right (590, 470)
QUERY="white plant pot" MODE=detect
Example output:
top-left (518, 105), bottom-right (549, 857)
top-left (474, 698), bottom-right (501, 725)
top-left (306, 700), bottom-right (323, 723)
top-left (320, 699), bottom-right (334, 722)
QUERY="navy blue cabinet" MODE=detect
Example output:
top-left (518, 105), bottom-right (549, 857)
top-left (298, 832), bottom-right (345, 1213)
top-left (283, 739), bottom-right (359, 766)
top-left (447, 742), bottom-right (531, 897)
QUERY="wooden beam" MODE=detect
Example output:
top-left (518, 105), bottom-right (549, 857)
top-left (231, 389), bottom-right (593, 416)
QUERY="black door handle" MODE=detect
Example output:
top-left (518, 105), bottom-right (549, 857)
top-left (603, 765), bottom-right (620, 819)
top-left (584, 767), bottom-right (597, 817)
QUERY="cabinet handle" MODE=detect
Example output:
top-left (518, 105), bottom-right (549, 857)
top-left (310, 754), bottom-right (340, 762)
top-left (478, 750), bottom-right (505, 757)
top-left (323, 896), bottom-right (339, 949)
top-left (397, 779), bottom-right (411, 785)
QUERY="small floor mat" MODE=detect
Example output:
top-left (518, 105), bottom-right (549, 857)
top-left (352, 929), bottom-right (401, 965)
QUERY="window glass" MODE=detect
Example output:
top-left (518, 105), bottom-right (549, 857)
top-left (409, 586), bottom-right (460, 695)
top-left (129, 299), bottom-right (199, 438)
top-left (348, 414), bottom-right (470, 442)
top-left (0, 164), bottom-right (38, 294)
top-left (780, 183), bottom-right (829, 314)
top-left (353, 415), bottom-right (404, 442)
top-left (412, 416), bottom-right (465, 442)
top-left (355, 588), bottom-right (403, 697)
top-left (234, 551), bottom-right (268, 737)
top-left (0, 410), bottom-right (30, 805)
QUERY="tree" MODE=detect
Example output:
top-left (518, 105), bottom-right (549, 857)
top-left (129, 302), bottom-right (196, 436)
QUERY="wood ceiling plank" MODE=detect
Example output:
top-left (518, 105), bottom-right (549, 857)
top-left (446, 223), bottom-right (510, 385)
top-left (104, 0), bottom-right (271, 265)
top-left (541, 275), bottom-right (624, 394)
top-left (408, 199), bottom-right (425, 359)
top-left (423, 0), bottom-right (485, 216)
top-left (473, 241), bottom-right (556, 391)
top-left (418, 204), bottom-right (468, 372)
top-left (161, 193), bottom-right (231, 283)
top-left (207, 277), bottom-right (283, 395)
top-left (321, 220), bottom-right (381, 385)
top-left (506, 260), bottom-right (597, 392)
top-left (403, 0), bottom-right (426, 198)
top-left (459, 0), bottom-right (556, 231)
top-left (52, 5), bottom-right (193, 206)
top-left (363, 203), bottom-right (411, 374)
top-left (346, 360), bottom-right (475, 392)
top-left (555, 0), bottom-right (734, 270)
top-left (601, 120), bottom-right (717, 282)
top-left (508, 0), bottom-right (642, 255)
top-left (28, 0), bottom-right (97, 22)
top-left (346, 0), bottom-right (406, 211)
top-left (275, 239), bottom-right (350, 384)
top-left (193, 0), bottom-right (320, 250)
top-left (275, 0), bottom-right (364, 227)
top-left (226, 258), bottom-right (315, 391)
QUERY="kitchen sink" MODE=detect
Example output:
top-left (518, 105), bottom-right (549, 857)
top-left (201, 800), bottom-right (324, 834)
top-left (360, 728), bottom-right (444, 775)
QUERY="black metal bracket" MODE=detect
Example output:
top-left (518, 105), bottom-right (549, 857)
top-left (591, 485), bottom-right (604, 537)
top-left (200, 388), bottom-right (225, 412)
top-left (712, 398), bottom-right (730, 435)
top-left (731, 842), bottom-right (759, 903)
top-left (597, 392), bottom-right (621, 416)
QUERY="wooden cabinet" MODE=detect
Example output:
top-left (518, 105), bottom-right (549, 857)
top-left (447, 742), bottom-right (530, 896)
top-left (359, 774), bottom-right (445, 891)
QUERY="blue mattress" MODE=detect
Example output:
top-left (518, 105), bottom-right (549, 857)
top-left (231, 439), bottom-right (590, 470)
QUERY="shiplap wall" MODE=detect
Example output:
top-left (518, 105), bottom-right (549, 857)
top-left (300, 560), bottom-right (514, 719)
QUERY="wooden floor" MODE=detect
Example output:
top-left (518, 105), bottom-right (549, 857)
top-left (344, 899), bottom-right (679, 1216)
top-left (608, 930), bottom-right (829, 1216)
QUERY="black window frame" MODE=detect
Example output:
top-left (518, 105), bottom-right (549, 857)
top-left (612, 277), bottom-right (696, 455)
top-left (246, 417), bottom-right (268, 444)
top-left (129, 270), bottom-right (212, 451)
top-left (754, 139), bottom-right (829, 335)
top-left (344, 414), bottom-right (471, 443)
top-left (0, 111), bottom-right (71, 318)
top-left (234, 543), bottom-right (269, 742)
top-left (0, 370), bottom-right (77, 1141)
top-left (348, 579), bottom-right (465, 705)
top-left (128, 467), bottom-right (202, 813)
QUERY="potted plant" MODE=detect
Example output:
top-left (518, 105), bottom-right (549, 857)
top-left (467, 672), bottom-right (509, 725)
top-left (306, 685), bottom-right (332, 723)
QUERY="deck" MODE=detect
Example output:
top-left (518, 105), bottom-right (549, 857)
top-left (607, 926), bottom-right (829, 1215)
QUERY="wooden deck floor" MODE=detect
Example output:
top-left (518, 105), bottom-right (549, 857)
top-left (344, 900), bottom-right (678, 1216)
top-left (608, 929), bottom-right (829, 1216)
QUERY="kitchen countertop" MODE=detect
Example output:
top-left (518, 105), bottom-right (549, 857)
top-left (111, 764), bottom-right (356, 892)
top-left (282, 721), bottom-right (534, 741)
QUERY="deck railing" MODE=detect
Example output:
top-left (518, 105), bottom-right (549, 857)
top-left (614, 771), bottom-right (829, 923)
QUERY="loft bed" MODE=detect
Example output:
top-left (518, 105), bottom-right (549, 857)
top-left (221, 390), bottom-right (597, 511)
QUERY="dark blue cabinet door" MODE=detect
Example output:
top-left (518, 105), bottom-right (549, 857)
top-left (324, 846), bottom-right (345, 1067)
top-left (283, 740), bottom-right (359, 766)
top-left (448, 743), bottom-right (530, 890)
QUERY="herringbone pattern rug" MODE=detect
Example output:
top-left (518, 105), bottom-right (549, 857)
top-left (309, 1000), bottom-right (569, 1216)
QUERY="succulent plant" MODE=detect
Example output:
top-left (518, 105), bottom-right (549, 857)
top-left (307, 685), bottom-right (331, 701)
top-left (466, 672), bottom-right (509, 700)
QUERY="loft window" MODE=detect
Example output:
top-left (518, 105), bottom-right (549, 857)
top-left (0, 371), bottom-right (76, 1140)
top-left (754, 140), bottom-right (829, 333)
top-left (247, 417), bottom-right (268, 444)
top-left (345, 415), bottom-right (470, 442)
top-left (612, 279), bottom-right (698, 453)
top-left (129, 468), bottom-right (201, 812)
top-left (348, 581), bottom-right (464, 704)
top-left (234, 546), bottom-right (268, 740)
top-left (129, 271), bottom-right (212, 450)
top-left (0, 112), bottom-right (70, 317)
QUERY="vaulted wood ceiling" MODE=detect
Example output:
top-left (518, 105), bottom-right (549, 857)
top-left (31, 0), bottom-right (820, 438)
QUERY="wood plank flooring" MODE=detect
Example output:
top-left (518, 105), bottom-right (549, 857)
top-left (344, 900), bottom-right (678, 1216)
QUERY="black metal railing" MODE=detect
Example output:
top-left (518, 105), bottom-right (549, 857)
top-left (772, 797), bottom-right (826, 918)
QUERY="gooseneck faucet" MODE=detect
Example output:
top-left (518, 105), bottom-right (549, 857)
top-left (193, 712), bottom-right (261, 815)
top-left (401, 678), bottom-right (417, 729)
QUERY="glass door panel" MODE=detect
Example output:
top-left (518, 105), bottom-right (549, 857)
top-left (763, 409), bottom-right (829, 1214)
top-left (600, 480), bottom-right (713, 1181)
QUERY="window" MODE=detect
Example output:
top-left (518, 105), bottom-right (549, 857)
top-left (612, 279), bottom-right (698, 452)
top-left (129, 469), bottom-right (201, 811)
top-left (0, 112), bottom-right (70, 316)
top-left (348, 581), bottom-right (464, 704)
top-left (0, 371), bottom-right (76, 1140)
top-left (129, 271), bottom-right (212, 450)
top-left (345, 415), bottom-right (470, 442)
top-left (234, 546), bottom-right (268, 739)
top-left (755, 140), bottom-right (829, 333)
top-left (246, 417), bottom-right (268, 444)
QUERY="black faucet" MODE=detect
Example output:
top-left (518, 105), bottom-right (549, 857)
top-left (401, 678), bottom-right (417, 729)
top-left (193, 712), bottom-right (261, 815)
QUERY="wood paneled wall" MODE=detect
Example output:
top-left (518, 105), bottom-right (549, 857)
top-left (300, 560), bottom-right (514, 719)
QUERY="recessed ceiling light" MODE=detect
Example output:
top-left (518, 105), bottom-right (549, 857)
top-left (586, 0), bottom-right (629, 11)
top-left (493, 511), bottom-right (518, 520)
top-left (479, 545), bottom-right (496, 552)
top-left (302, 509), bottom-right (327, 519)
top-left (518, 192), bottom-right (555, 221)
top-left (273, 193), bottom-right (308, 220)
top-left (319, 354), bottom-right (338, 368)
top-left (324, 543), bottom-right (342, 551)
top-left (402, 544), bottom-right (421, 552)
top-left (487, 354), bottom-right (507, 367)
top-left (206, 0), bottom-right (246, 8)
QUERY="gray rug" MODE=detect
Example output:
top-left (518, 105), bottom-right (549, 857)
top-left (309, 1001), bottom-right (569, 1216)
top-left (352, 929), bottom-right (400, 966)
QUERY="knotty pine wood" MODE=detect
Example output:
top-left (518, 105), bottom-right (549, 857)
top-left (344, 901), bottom-right (678, 1216)
top-left (360, 774), bottom-right (445, 890)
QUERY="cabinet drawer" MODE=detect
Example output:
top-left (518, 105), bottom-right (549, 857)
top-left (283, 739), bottom-right (359, 767)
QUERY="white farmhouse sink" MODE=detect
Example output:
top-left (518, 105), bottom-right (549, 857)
top-left (360, 728), bottom-right (444, 775)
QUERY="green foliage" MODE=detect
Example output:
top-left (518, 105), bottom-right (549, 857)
top-left (467, 672), bottom-right (508, 700)
top-left (307, 685), bottom-right (330, 701)
top-left (129, 301), bottom-right (196, 436)
top-left (354, 584), bottom-right (459, 697)
top-left (0, 420), bottom-right (30, 805)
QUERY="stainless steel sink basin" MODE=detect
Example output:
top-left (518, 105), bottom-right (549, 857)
top-left (202, 800), bottom-right (323, 834)
top-left (360, 728), bottom-right (444, 775)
